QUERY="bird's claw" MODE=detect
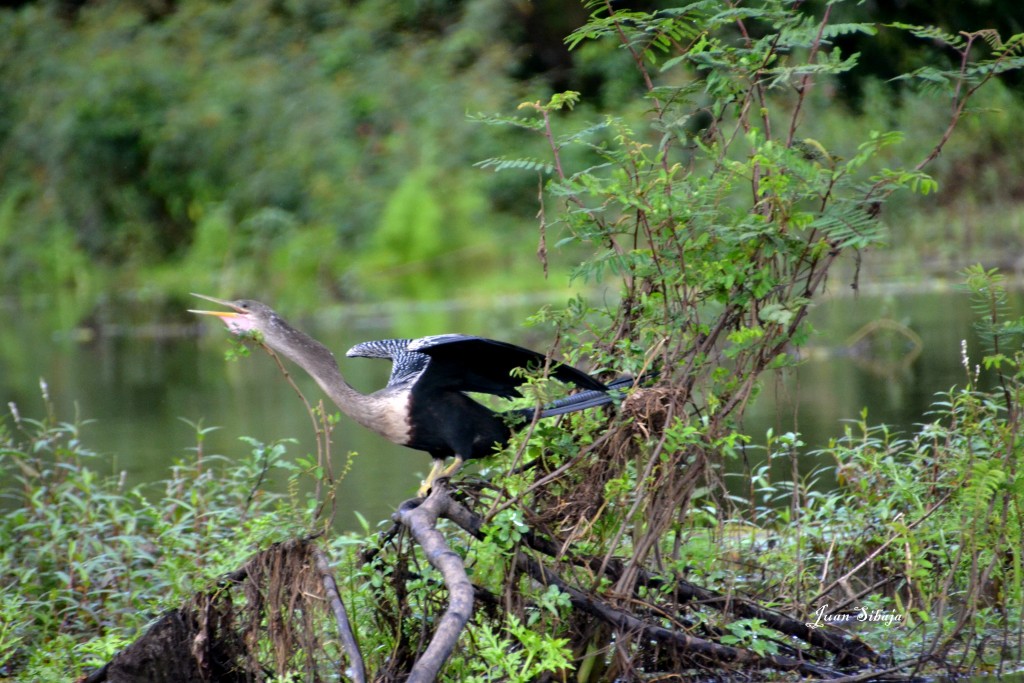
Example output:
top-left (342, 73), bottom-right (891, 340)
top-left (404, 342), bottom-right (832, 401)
top-left (417, 475), bottom-right (452, 499)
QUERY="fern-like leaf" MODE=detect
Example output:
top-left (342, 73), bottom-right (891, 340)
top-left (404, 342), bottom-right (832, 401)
top-left (992, 32), bottom-right (1024, 57)
top-left (467, 112), bottom-right (545, 132)
top-left (886, 22), bottom-right (966, 49)
top-left (809, 200), bottom-right (884, 250)
top-left (474, 157), bottom-right (555, 174)
top-left (821, 22), bottom-right (878, 40)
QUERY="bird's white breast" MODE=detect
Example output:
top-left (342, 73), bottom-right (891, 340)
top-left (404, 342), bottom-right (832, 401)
top-left (358, 390), bottom-right (413, 445)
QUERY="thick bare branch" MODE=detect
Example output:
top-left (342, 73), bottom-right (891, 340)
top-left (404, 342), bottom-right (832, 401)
top-left (394, 483), bottom-right (474, 683)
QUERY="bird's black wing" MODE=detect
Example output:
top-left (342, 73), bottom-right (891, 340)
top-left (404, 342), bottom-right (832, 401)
top-left (408, 334), bottom-right (607, 398)
top-left (345, 338), bottom-right (429, 388)
top-left (346, 339), bottom-right (413, 360)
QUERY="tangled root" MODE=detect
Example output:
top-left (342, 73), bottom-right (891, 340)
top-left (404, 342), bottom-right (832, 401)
top-left (90, 539), bottom-right (336, 683)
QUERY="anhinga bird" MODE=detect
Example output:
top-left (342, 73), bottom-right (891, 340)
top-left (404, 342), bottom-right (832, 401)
top-left (190, 294), bottom-right (625, 496)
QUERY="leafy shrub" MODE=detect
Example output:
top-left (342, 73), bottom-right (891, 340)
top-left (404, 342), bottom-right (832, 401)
top-left (0, 400), bottom-right (323, 679)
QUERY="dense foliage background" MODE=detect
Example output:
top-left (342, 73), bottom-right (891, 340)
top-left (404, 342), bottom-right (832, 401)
top-left (1, 0), bottom-right (1023, 317)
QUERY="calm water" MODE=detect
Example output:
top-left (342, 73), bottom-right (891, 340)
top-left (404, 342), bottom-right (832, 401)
top-left (1, 288), bottom-right (1019, 530)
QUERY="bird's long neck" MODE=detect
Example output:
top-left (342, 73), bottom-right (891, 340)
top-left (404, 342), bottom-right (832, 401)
top-left (272, 326), bottom-right (381, 429)
top-left (262, 318), bottom-right (412, 445)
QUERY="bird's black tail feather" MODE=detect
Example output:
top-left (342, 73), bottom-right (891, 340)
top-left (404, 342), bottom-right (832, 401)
top-left (510, 374), bottom-right (647, 422)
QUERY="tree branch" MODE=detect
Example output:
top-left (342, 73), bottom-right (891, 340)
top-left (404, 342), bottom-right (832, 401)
top-left (394, 482), bottom-right (474, 683)
top-left (312, 547), bottom-right (366, 683)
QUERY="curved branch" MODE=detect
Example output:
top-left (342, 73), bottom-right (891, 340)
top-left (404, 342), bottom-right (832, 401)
top-left (312, 547), bottom-right (366, 683)
top-left (394, 483), bottom-right (474, 683)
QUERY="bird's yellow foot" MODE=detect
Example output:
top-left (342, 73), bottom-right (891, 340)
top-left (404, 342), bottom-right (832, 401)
top-left (418, 456), bottom-right (465, 498)
top-left (441, 456), bottom-right (465, 479)
top-left (418, 459), bottom-right (446, 498)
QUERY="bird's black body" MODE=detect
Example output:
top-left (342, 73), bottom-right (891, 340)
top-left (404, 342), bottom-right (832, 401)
top-left (405, 386), bottom-right (512, 460)
top-left (346, 335), bottom-right (609, 464)
top-left (191, 295), bottom-right (628, 495)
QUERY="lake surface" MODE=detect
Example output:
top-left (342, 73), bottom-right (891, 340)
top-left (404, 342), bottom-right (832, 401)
top-left (1, 286), bottom-right (1019, 530)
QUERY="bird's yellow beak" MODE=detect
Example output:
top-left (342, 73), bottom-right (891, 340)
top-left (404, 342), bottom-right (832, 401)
top-left (189, 293), bottom-right (257, 336)
top-left (188, 293), bottom-right (244, 319)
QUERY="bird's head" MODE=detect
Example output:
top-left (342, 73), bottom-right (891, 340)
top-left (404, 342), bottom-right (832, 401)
top-left (190, 293), bottom-right (339, 379)
top-left (189, 293), bottom-right (276, 338)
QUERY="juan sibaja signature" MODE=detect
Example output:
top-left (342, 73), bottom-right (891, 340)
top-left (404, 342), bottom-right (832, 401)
top-left (806, 604), bottom-right (904, 629)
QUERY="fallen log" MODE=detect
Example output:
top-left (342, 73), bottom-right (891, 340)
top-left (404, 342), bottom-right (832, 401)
top-left (82, 606), bottom-right (248, 683)
top-left (82, 538), bottom-right (364, 683)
